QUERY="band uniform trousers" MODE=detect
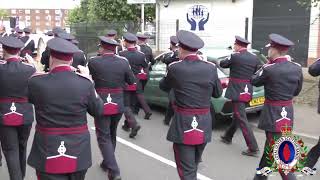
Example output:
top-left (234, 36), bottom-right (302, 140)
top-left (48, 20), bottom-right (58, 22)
top-left (224, 102), bottom-right (259, 151)
top-left (133, 79), bottom-right (148, 114)
top-left (164, 101), bottom-right (174, 124)
top-left (173, 143), bottom-right (206, 180)
top-left (95, 114), bottom-right (122, 177)
top-left (305, 137), bottom-right (320, 168)
top-left (36, 170), bottom-right (87, 180)
top-left (254, 132), bottom-right (296, 180)
top-left (124, 91), bottom-right (138, 128)
top-left (0, 142), bottom-right (2, 164)
top-left (0, 125), bottom-right (32, 180)
top-left (132, 81), bottom-right (151, 115)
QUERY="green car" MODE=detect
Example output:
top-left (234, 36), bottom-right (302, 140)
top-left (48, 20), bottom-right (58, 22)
top-left (144, 48), bottom-right (267, 123)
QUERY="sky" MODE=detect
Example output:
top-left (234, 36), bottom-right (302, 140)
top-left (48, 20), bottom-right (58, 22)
top-left (0, 0), bottom-right (81, 9)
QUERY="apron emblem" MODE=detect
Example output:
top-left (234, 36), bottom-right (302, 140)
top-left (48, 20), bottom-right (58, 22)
top-left (137, 68), bottom-right (148, 80)
top-left (3, 102), bottom-right (24, 126)
top-left (103, 93), bottom-right (119, 115)
top-left (106, 93), bottom-right (116, 104)
top-left (45, 141), bottom-right (77, 173)
top-left (184, 116), bottom-right (204, 133)
top-left (47, 141), bottom-right (77, 160)
top-left (239, 85), bottom-right (252, 102)
top-left (275, 107), bottom-right (292, 132)
top-left (183, 116), bottom-right (205, 145)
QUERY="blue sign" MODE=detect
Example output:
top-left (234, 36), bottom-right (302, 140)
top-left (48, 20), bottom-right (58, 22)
top-left (186, 5), bottom-right (209, 31)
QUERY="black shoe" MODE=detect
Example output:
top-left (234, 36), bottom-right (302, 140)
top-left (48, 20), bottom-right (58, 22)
top-left (121, 123), bottom-right (130, 132)
top-left (144, 112), bottom-right (152, 120)
top-left (112, 175), bottom-right (122, 180)
top-left (129, 125), bottom-right (141, 138)
top-left (163, 119), bottom-right (170, 125)
top-left (241, 149), bottom-right (260, 157)
top-left (100, 162), bottom-right (107, 172)
top-left (220, 136), bottom-right (232, 145)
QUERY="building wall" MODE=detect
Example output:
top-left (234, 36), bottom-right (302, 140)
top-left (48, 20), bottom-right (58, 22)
top-left (6, 9), bottom-right (69, 33)
top-left (308, 4), bottom-right (320, 65)
top-left (252, 0), bottom-right (311, 66)
top-left (157, 0), bottom-right (254, 51)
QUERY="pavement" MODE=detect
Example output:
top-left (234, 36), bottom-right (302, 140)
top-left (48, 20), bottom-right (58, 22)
top-left (0, 106), bottom-right (319, 180)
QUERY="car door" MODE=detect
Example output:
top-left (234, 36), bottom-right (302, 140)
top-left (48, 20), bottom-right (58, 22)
top-left (144, 53), bottom-right (170, 107)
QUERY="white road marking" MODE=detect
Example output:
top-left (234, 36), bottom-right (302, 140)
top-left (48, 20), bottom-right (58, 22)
top-left (116, 137), bottom-right (213, 180)
top-left (91, 126), bottom-right (213, 180)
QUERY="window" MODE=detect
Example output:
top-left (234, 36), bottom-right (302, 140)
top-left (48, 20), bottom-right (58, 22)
top-left (11, 9), bottom-right (16, 14)
top-left (36, 22), bottom-right (40, 26)
top-left (36, 16), bottom-right (40, 20)
top-left (55, 22), bottom-right (61, 26)
top-left (35, 10), bottom-right (40, 14)
top-left (26, 22), bottom-right (31, 27)
top-left (45, 10), bottom-right (50, 14)
top-left (19, 10), bottom-right (23, 14)
top-left (55, 10), bottom-right (61, 15)
top-left (46, 22), bottom-right (50, 26)
top-left (25, 9), bottom-right (30, 14)
top-left (25, 16), bottom-right (30, 20)
top-left (45, 15), bottom-right (51, 21)
top-left (55, 16), bottom-right (60, 21)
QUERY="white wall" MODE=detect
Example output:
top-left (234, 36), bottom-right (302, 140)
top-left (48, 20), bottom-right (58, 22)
top-left (308, 4), bottom-right (319, 59)
top-left (158, 0), bottom-right (254, 51)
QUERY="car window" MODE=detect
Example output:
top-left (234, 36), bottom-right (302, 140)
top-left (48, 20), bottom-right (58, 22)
top-left (217, 68), bottom-right (227, 78)
top-left (152, 60), bottom-right (167, 71)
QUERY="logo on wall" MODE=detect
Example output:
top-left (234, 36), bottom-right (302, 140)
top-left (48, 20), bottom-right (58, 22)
top-left (186, 5), bottom-right (209, 31)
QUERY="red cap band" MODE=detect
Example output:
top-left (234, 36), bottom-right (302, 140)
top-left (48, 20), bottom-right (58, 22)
top-left (101, 42), bottom-right (117, 51)
top-left (50, 50), bottom-right (73, 61)
top-left (235, 39), bottom-right (249, 47)
top-left (270, 41), bottom-right (290, 51)
top-left (3, 45), bottom-right (20, 55)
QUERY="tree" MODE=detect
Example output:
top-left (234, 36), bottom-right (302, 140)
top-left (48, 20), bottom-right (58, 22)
top-left (0, 9), bottom-right (9, 23)
top-left (67, 0), bottom-right (155, 24)
top-left (67, 0), bottom-right (90, 24)
top-left (297, 0), bottom-right (320, 7)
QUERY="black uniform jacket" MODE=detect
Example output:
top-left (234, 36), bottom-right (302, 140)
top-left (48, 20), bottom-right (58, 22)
top-left (220, 49), bottom-right (261, 102)
top-left (252, 57), bottom-right (303, 132)
top-left (27, 66), bottom-right (103, 174)
top-left (0, 58), bottom-right (36, 126)
top-left (20, 36), bottom-right (35, 57)
top-left (88, 53), bottom-right (136, 115)
top-left (160, 54), bottom-right (223, 145)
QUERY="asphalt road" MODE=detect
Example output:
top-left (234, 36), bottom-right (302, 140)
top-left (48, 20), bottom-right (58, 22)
top-left (0, 107), bottom-right (319, 180)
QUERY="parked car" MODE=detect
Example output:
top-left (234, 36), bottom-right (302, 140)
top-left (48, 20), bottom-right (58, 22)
top-left (144, 48), bottom-right (267, 125)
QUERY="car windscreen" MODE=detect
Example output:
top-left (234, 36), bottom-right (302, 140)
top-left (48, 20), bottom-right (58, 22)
top-left (217, 68), bottom-right (227, 79)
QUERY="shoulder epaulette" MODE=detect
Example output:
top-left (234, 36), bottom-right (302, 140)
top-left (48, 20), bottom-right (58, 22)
top-left (22, 62), bottom-right (35, 68)
top-left (263, 63), bottom-right (275, 69)
top-left (0, 60), bottom-right (7, 64)
top-left (248, 51), bottom-right (257, 56)
top-left (115, 55), bottom-right (128, 62)
top-left (30, 72), bottom-right (47, 78)
top-left (201, 60), bottom-right (216, 67)
top-left (168, 60), bottom-right (182, 67)
top-left (76, 72), bottom-right (93, 83)
top-left (289, 61), bottom-right (301, 67)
